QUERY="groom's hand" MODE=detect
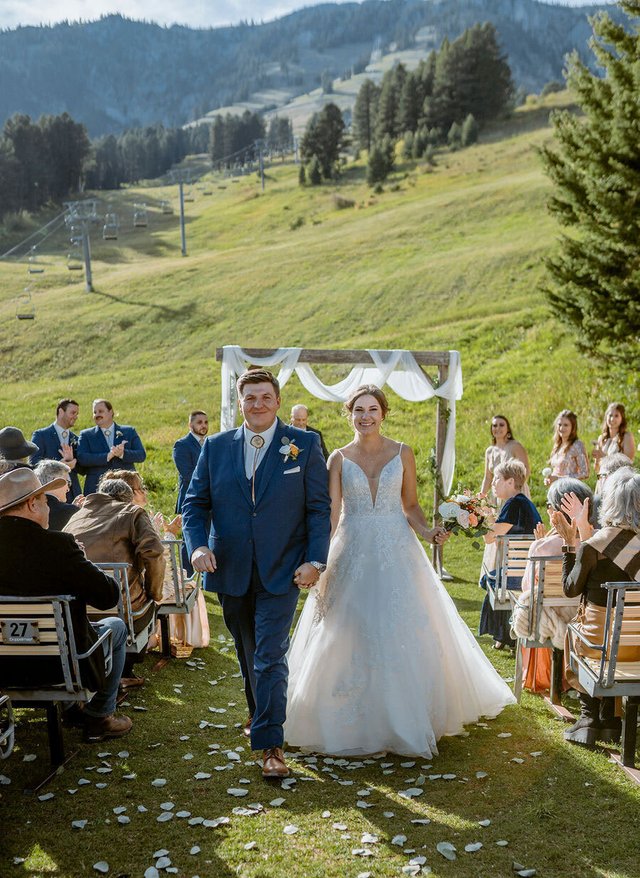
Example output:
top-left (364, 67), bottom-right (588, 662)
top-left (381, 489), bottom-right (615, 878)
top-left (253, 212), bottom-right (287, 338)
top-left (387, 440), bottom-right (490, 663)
top-left (293, 562), bottom-right (319, 589)
top-left (191, 546), bottom-right (217, 573)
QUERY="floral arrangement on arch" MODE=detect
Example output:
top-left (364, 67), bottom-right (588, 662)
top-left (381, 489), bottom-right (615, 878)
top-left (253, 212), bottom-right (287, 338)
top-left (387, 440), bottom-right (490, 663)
top-left (438, 489), bottom-right (496, 548)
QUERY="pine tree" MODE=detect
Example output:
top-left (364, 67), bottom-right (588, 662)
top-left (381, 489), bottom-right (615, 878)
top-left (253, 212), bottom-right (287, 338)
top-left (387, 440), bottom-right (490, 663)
top-left (300, 103), bottom-right (346, 180)
top-left (353, 79), bottom-right (380, 152)
top-left (307, 155), bottom-right (322, 185)
top-left (540, 0), bottom-right (640, 356)
top-left (461, 113), bottom-right (479, 147)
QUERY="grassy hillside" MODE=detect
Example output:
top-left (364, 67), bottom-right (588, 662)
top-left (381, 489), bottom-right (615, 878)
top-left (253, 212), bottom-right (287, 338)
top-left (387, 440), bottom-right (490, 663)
top-left (2, 91), bottom-right (640, 878)
top-left (0, 92), bottom-right (636, 513)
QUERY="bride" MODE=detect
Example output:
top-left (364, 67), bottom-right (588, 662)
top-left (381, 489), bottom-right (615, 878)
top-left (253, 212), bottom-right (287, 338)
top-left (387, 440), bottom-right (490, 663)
top-left (285, 385), bottom-right (515, 757)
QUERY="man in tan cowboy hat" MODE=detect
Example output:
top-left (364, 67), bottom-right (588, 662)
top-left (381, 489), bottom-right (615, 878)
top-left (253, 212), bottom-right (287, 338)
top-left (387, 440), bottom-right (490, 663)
top-left (0, 468), bottom-right (132, 741)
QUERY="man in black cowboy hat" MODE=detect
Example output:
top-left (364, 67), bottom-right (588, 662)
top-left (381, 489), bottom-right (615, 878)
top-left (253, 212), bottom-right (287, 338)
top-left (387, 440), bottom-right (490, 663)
top-left (0, 426), bottom-right (37, 468)
top-left (0, 468), bottom-right (132, 741)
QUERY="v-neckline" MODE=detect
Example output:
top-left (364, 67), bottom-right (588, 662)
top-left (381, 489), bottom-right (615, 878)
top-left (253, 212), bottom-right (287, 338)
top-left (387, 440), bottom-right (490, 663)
top-left (344, 453), bottom-right (400, 508)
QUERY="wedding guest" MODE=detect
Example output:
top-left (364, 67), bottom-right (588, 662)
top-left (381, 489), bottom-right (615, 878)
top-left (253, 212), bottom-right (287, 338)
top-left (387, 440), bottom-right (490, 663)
top-left (173, 410), bottom-right (209, 574)
top-left (545, 409), bottom-right (589, 485)
top-left (512, 478), bottom-right (595, 693)
top-left (77, 399), bottom-right (146, 495)
top-left (0, 468), bottom-right (131, 741)
top-left (103, 469), bottom-right (210, 653)
top-left (290, 404), bottom-right (329, 460)
top-left (31, 398), bottom-right (83, 500)
top-left (0, 426), bottom-right (37, 468)
top-left (480, 414), bottom-right (530, 501)
top-left (559, 467), bottom-right (640, 747)
top-left (479, 459), bottom-right (542, 650)
top-left (33, 459), bottom-right (79, 531)
top-left (173, 411), bottom-right (209, 513)
top-left (592, 403), bottom-right (635, 491)
top-left (63, 477), bottom-right (165, 688)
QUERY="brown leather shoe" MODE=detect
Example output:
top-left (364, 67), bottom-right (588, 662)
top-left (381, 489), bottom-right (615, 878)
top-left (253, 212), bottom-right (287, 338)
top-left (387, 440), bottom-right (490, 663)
top-left (243, 716), bottom-right (252, 738)
top-left (84, 713), bottom-right (133, 742)
top-left (262, 747), bottom-right (290, 778)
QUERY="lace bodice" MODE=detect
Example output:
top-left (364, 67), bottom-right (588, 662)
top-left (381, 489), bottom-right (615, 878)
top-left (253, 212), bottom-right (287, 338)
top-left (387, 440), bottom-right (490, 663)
top-left (340, 452), bottom-right (404, 517)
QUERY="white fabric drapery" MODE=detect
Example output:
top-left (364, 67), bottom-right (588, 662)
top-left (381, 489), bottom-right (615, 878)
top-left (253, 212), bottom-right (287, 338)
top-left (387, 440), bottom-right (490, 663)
top-left (220, 346), bottom-right (463, 493)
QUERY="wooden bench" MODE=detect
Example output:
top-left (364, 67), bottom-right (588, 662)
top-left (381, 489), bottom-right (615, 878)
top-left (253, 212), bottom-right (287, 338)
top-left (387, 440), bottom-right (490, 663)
top-left (156, 538), bottom-right (202, 659)
top-left (90, 562), bottom-right (156, 657)
top-left (0, 694), bottom-right (15, 760)
top-left (512, 555), bottom-right (580, 718)
top-left (0, 595), bottom-right (114, 784)
top-left (485, 534), bottom-right (535, 611)
top-left (567, 581), bottom-right (640, 784)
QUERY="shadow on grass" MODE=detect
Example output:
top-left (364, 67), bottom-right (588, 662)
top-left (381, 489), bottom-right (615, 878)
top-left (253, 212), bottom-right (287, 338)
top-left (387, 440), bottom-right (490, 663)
top-left (91, 289), bottom-right (199, 323)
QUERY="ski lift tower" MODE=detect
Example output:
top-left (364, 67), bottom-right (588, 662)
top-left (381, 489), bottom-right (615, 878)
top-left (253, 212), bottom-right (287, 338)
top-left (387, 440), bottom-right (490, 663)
top-left (169, 170), bottom-right (189, 257)
top-left (64, 200), bottom-right (94, 292)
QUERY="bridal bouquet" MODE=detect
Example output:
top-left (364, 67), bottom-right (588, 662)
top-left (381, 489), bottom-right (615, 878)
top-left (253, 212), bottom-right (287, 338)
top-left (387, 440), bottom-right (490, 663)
top-left (438, 489), bottom-right (496, 547)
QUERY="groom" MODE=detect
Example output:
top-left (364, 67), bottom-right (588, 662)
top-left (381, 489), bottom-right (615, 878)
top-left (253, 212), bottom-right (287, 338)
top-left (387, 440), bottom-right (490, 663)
top-left (182, 368), bottom-right (331, 777)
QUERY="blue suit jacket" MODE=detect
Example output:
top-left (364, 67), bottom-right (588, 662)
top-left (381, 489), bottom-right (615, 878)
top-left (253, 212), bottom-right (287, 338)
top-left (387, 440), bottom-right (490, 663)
top-left (31, 424), bottom-right (82, 499)
top-left (77, 423), bottom-right (146, 495)
top-left (182, 419), bottom-right (331, 597)
top-left (172, 432), bottom-right (203, 513)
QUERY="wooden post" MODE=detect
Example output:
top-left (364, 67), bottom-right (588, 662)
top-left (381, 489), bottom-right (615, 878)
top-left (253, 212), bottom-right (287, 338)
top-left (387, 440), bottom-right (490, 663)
top-left (433, 361), bottom-right (449, 574)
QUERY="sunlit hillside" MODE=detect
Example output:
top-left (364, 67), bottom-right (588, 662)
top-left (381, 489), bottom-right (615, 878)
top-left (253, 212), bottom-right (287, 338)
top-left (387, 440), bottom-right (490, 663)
top-left (0, 93), bottom-right (634, 512)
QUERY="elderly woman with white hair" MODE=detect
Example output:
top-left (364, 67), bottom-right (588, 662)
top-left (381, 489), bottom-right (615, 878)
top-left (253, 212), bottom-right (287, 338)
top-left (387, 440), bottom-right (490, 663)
top-left (33, 459), bottom-right (80, 531)
top-left (559, 467), bottom-right (640, 747)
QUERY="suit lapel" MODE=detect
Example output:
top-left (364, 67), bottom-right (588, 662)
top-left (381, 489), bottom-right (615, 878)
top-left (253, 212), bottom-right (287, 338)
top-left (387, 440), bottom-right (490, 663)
top-left (232, 426), bottom-right (253, 507)
top-left (254, 419), bottom-right (287, 508)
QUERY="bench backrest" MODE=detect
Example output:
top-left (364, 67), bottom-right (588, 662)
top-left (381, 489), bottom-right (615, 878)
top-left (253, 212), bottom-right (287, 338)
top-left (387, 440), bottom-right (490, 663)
top-left (495, 535), bottom-right (535, 599)
top-left (0, 595), bottom-right (83, 693)
top-left (528, 555), bottom-right (580, 638)
top-left (161, 538), bottom-right (187, 608)
top-left (592, 582), bottom-right (640, 687)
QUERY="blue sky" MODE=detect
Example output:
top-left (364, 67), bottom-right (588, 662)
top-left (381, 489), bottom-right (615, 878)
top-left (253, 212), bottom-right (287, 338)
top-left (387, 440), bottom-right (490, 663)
top-left (0, 0), bottom-right (602, 30)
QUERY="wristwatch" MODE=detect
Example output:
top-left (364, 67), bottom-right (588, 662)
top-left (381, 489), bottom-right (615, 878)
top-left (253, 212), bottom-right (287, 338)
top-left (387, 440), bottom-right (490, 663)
top-left (308, 561), bottom-right (327, 573)
top-left (561, 544), bottom-right (576, 554)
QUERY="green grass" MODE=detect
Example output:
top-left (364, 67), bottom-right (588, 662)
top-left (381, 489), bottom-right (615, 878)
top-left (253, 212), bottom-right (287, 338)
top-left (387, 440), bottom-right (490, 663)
top-left (2, 543), bottom-right (640, 878)
top-left (1, 91), bottom-right (639, 876)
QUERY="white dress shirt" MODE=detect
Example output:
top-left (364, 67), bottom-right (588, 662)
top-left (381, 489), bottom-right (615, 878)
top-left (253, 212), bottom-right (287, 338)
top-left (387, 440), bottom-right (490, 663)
top-left (53, 422), bottom-right (70, 445)
top-left (243, 420), bottom-right (278, 479)
top-left (102, 426), bottom-right (114, 449)
top-left (190, 430), bottom-right (206, 447)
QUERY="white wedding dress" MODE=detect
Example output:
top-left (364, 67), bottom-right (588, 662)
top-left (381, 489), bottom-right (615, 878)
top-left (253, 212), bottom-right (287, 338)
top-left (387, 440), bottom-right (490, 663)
top-left (285, 450), bottom-right (516, 757)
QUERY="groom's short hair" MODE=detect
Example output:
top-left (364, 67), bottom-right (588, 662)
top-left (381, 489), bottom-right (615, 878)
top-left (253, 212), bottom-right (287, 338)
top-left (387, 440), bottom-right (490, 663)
top-left (237, 368), bottom-right (280, 398)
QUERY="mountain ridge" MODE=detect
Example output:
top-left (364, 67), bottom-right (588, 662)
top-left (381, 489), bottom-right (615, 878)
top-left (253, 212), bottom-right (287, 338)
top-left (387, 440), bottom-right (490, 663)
top-left (0, 0), bottom-right (613, 136)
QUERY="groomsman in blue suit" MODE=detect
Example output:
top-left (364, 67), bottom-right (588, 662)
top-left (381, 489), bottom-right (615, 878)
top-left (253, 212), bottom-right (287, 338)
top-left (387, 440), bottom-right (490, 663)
top-left (173, 410), bottom-right (209, 514)
top-left (182, 369), bottom-right (330, 778)
top-left (31, 398), bottom-right (83, 500)
top-left (77, 398), bottom-right (146, 495)
top-left (173, 410), bottom-right (209, 575)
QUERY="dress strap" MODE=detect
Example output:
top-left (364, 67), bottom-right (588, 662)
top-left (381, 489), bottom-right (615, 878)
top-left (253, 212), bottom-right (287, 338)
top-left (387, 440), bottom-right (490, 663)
top-left (398, 442), bottom-right (404, 457)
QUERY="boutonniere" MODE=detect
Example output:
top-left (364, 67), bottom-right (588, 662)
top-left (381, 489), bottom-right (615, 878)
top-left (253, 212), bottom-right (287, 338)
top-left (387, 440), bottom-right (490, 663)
top-left (115, 430), bottom-right (124, 439)
top-left (279, 436), bottom-right (303, 464)
top-left (69, 436), bottom-right (78, 448)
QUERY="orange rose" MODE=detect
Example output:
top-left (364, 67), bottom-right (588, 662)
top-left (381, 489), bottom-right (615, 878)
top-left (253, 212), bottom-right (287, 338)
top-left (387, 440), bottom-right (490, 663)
top-left (468, 513), bottom-right (478, 527)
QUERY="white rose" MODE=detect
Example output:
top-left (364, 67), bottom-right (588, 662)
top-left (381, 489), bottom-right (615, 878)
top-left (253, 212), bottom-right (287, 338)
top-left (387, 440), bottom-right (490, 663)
top-left (542, 467), bottom-right (552, 477)
top-left (456, 508), bottom-right (470, 528)
top-left (438, 501), bottom-right (460, 520)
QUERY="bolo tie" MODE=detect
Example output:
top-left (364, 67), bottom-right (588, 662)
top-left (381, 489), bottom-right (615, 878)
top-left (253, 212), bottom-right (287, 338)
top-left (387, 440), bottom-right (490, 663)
top-left (250, 435), bottom-right (265, 503)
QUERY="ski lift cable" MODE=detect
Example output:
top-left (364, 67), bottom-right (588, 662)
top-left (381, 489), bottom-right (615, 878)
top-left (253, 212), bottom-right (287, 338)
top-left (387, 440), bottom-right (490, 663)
top-left (0, 209), bottom-right (70, 261)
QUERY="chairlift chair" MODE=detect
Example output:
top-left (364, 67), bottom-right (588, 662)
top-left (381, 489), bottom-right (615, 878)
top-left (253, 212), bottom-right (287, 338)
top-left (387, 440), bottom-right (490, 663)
top-left (133, 203), bottom-right (148, 228)
top-left (103, 213), bottom-right (119, 241)
top-left (67, 239), bottom-right (83, 271)
top-left (183, 189), bottom-right (195, 203)
top-left (27, 247), bottom-right (44, 274)
top-left (160, 200), bottom-right (173, 215)
top-left (16, 288), bottom-right (35, 321)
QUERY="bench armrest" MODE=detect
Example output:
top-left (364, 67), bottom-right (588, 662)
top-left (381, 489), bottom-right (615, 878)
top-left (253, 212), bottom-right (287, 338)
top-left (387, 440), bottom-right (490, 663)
top-left (80, 625), bottom-right (114, 679)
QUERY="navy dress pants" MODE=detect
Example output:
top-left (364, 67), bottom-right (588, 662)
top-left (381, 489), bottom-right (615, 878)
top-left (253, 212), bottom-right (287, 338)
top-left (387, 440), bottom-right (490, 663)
top-left (218, 565), bottom-right (299, 750)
